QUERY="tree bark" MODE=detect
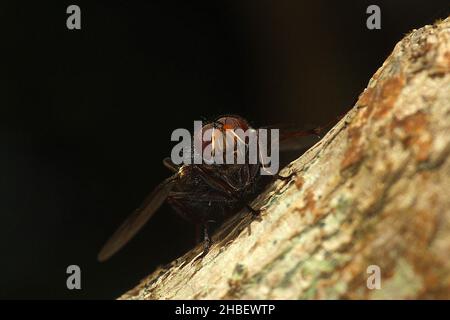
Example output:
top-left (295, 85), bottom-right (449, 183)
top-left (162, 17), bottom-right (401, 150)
top-left (121, 17), bottom-right (450, 300)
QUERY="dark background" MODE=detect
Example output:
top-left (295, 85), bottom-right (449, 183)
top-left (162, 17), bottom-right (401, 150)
top-left (0, 1), bottom-right (448, 299)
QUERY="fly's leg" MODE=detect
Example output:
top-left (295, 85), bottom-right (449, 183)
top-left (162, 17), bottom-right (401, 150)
top-left (275, 171), bottom-right (297, 181)
top-left (246, 203), bottom-right (262, 220)
top-left (194, 223), bottom-right (211, 261)
top-left (163, 157), bottom-right (180, 173)
top-left (246, 170), bottom-right (296, 222)
top-left (245, 203), bottom-right (262, 237)
top-left (201, 223), bottom-right (211, 257)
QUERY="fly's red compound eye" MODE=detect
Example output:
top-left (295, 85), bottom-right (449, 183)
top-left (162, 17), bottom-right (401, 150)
top-left (193, 115), bottom-right (251, 156)
top-left (214, 116), bottom-right (249, 131)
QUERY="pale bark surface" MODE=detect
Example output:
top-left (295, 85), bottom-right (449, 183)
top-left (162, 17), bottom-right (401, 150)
top-left (121, 17), bottom-right (450, 300)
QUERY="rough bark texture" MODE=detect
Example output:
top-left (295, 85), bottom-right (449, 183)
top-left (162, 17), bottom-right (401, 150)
top-left (121, 17), bottom-right (450, 300)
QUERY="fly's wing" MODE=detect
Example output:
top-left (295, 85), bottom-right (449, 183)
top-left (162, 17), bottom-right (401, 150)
top-left (260, 123), bottom-right (319, 153)
top-left (265, 116), bottom-right (342, 153)
top-left (260, 117), bottom-right (342, 168)
top-left (97, 175), bottom-right (177, 262)
top-left (278, 127), bottom-right (321, 152)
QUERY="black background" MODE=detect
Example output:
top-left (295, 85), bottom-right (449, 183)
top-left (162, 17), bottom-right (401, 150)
top-left (0, 1), bottom-right (448, 299)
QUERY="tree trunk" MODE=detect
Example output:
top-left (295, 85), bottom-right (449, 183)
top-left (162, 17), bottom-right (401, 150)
top-left (120, 17), bottom-right (450, 300)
